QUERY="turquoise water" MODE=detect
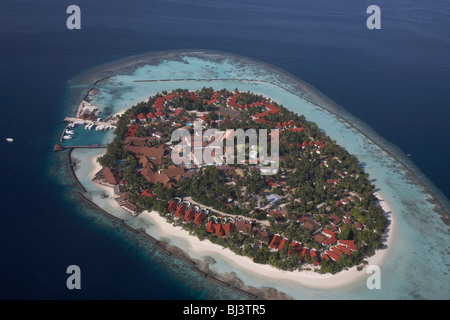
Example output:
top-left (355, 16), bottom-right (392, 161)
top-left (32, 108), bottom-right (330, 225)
top-left (66, 51), bottom-right (450, 299)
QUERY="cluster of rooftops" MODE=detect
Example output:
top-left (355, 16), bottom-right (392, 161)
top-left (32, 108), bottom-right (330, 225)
top-left (91, 88), bottom-right (371, 269)
top-left (166, 197), bottom-right (358, 266)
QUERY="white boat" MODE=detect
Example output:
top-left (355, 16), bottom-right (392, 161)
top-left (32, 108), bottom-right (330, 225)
top-left (85, 124), bottom-right (90, 130)
top-left (63, 135), bottom-right (72, 140)
top-left (6, 138), bottom-right (13, 142)
top-left (65, 129), bottom-right (75, 135)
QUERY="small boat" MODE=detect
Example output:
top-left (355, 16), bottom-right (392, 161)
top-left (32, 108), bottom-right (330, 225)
top-left (101, 194), bottom-right (108, 199)
top-left (6, 138), bottom-right (13, 142)
top-left (65, 129), bottom-right (75, 135)
top-left (62, 135), bottom-right (72, 140)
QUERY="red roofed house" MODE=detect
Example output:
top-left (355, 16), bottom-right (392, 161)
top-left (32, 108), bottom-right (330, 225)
top-left (278, 238), bottom-right (289, 251)
top-left (322, 229), bottom-right (336, 238)
top-left (141, 189), bottom-right (155, 198)
top-left (336, 245), bottom-right (352, 255)
top-left (321, 253), bottom-right (330, 261)
top-left (330, 246), bottom-right (343, 257)
top-left (222, 222), bottom-right (235, 235)
top-left (137, 113), bottom-right (147, 123)
top-left (323, 237), bottom-right (337, 246)
top-left (300, 248), bottom-right (310, 262)
top-left (184, 208), bottom-right (196, 222)
top-left (174, 204), bottom-right (187, 218)
top-left (206, 220), bottom-right (215, 233)
top-left (173, 108), bottom-right (184, 117)
top-left (269, 234), bottom-right (282, 249)
top-left (146, 112), bottom-right (156, 121)
top-left (167, 200), bottom-right (178, 213)
top-left (338, 240), bottom-right (356, 251)
top-left (193, 211), bottom-right (206, 226)
top-left (310, 250), bottom-right (321, 266)
top-left (288, 241), bottom-right (303, 255)
top-left (326, 250), bottom-right (339, 262)
top-left (214, 223), bottom-right (225, 236)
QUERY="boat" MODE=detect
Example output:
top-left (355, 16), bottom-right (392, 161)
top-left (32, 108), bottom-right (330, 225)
top-left (62, 135), bottom-right (72, 140)
top-left (6, 138), bottom-right (13, 143)
top-left (65, 129), bottom-right (75, 134)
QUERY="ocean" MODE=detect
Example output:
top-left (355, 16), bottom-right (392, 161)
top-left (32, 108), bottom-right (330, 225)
top-left (0, 0), bottom-right (449, 300)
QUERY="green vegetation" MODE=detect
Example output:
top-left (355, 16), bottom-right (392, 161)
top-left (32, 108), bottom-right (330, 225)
top-left (96, 87), bottom-right (388, 274)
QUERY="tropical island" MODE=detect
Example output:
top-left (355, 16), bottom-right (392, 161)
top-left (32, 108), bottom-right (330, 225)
top-left (92, 87), bottom-right (388, 275)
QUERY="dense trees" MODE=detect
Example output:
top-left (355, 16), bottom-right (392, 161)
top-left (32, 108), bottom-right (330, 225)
top-left (95, 88), bottom-right (388, 274)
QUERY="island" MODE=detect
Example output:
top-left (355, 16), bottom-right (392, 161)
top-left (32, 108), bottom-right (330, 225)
top-left (91, 87), bottom-right (388, 275)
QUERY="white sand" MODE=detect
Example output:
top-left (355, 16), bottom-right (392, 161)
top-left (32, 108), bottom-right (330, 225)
top-left (87, 151), bottom-right (396, 290)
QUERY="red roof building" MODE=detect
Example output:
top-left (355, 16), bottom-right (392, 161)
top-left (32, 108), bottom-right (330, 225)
top-left (174, 205), bottom-right (186, 218)
top-left (167, 200), bottom-right (178, 213)
top-left (184, 208), bottom-right (195, 222)
top-left (193, 211), bottom-right (206, 226)
top-left (141, 189), bottom-right (155, 198)
top-left (269, 234), bottom-right (282, 249)
top-left (338, 240), bottom-right (356, 251)
top-left (336, 245), bottom-right (352, 255)
top-left (223, 222), bottom-right (235, 235)
top-left (206, 220), bottom-right (215, 233)
top-left (278, 238), bottom-right (290, 251)
top-left (326, 250), bottom-right (340, 262)
top-left (323, 237), bottom-right (337, 246)
top-left (288, 241), bottom-right (303, 255)
top-left (214, 223), bottom-right (225, 236)
top-left (310, 250), bottom-right (321, 266)
top-left (322, 229), bottom-right (336, 238)
top-left (330, 246), bottom-right (343, 257)
top-left (321, 253), bottom-right (330, 261)
top-left (300, 248), bottom-right (310, 262)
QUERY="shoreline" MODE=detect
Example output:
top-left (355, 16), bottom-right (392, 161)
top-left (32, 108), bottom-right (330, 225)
top-left (68, 49), bottom-right (448, 222)
top-left (77, 149), bottom-right (396, 292)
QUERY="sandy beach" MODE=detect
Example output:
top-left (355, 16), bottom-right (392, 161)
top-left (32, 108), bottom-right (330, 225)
top-left (84, 151), bottom-right (397, 291)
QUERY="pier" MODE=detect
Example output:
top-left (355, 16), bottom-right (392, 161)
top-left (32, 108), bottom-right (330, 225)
top-left (63, 116), bottom-right (117, 129)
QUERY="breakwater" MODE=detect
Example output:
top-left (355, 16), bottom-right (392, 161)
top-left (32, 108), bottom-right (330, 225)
top-left (67, 148), bottom-right (87, 193)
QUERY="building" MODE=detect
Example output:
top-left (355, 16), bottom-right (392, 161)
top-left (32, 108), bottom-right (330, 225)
top-left (269, 234), bottom-right (282, 249)
top-left (266, 193), bottom-right (282, 205)
top-left (193, 211), bottom-right (206, 226)
top-left (92, 167), bottom-right (121, 187)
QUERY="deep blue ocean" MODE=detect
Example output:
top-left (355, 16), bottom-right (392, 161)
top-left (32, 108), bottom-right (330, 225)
top-left (0, 0), bottom-right (449, 299)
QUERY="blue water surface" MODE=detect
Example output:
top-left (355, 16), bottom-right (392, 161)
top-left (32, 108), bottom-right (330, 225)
top-left (0, 0), bottom-right (449, 299)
